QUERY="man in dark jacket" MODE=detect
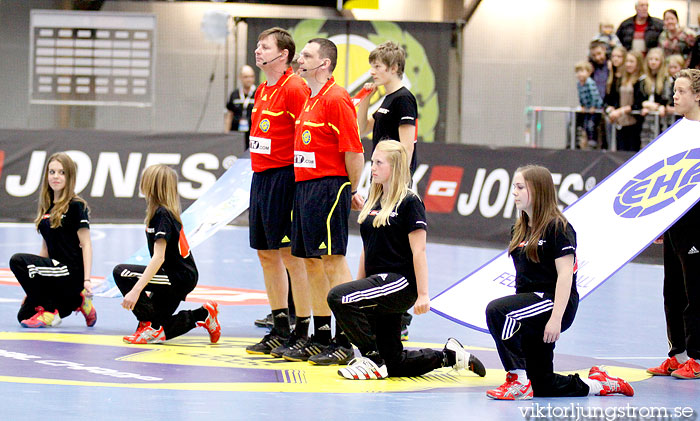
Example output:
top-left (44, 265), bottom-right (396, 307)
top-left (616, 0), bottom-right (663, 54)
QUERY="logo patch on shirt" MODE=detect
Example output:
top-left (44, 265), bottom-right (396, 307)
top-left (146, 227), bottom-right (155, 233)
top-left (294, 151), bottom-right (316, 168)
top-left (377, 108), bottom-right (389, 114)
top-left (259, 118), bottom-right (270, 133)
top-left (302, 129), bottom-right (311, 145)
top-left (249, 136), bottom-right (272, 155)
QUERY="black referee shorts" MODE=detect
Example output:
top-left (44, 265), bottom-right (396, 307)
top-left (249, 165), bottom-right (296, 250)
top-left (291, 176), bottom-right (352, 258)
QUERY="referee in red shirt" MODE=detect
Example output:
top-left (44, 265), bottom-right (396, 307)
top-left (245, 28), bottom-right (312, 356)
top-left (283, 38), bottom-right (365, 366)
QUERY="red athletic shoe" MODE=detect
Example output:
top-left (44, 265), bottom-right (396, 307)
top-left (124, 322), bottom-right (165, 344)
top-left (123, 321), bottom-right (148, 343)
top-left (20, 306), bottom-right (61, 328)
top-left (196, 301), bottom-right (221, 343)
top-left (671, 358), bottom-right (700, 379)
top-left (486, 372), bottom-right (533, 400)
top-left (647, 356), bottom-right (682, 376)
top-left (77, 289), bottom-right (97, 327)
top-left (589, 366), bottom-right (634, 396)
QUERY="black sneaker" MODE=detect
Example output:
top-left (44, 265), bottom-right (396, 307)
top-left (254, 313), bottom-right (296, 330)
top-left (283, 335), bottom-right (328, 362)
top-left (308, 342), bottom-right (354, 366)
top-left (270, 333), bottom-right (308, 358)
top-left (246, 333), bottom-right (287, 355)
top-left (254, 313), bottom-right (273, 328)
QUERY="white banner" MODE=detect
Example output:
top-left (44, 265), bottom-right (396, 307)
top-left (431, 118), bottom-right (700, 332)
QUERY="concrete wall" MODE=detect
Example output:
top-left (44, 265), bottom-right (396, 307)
top-left (1, 0), bottom-right (699, 146)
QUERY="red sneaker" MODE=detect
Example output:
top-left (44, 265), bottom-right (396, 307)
top-left (486, 372), bottom-right (533, 400)
top-left (76, 289), bottom-right (97, 327)
top-left (589, 366), bottom-right (634, 396)
top-left (196, 301), bottom-right (221, 343)
top-left (20, 306), bottom-right (61, 328)
top-left (124, 322), bottom-right (165, 344)
top-left (647, 356), bottom-right (682, 376)
top-left (123, 321), bottom-right (148, 343)
top-left (671, 358), bottom-right (700, 379)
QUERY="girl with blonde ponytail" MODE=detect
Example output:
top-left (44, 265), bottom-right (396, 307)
top-left (330, 140), bottom-right (485, 380)
top-left (113, 164), bottom-right (221, 345)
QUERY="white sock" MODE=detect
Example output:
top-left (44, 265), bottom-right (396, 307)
top-left (581, 377), bottom-right (603, 395)
top-left (674, 351), bottom-right (689, 364)
top-left (511, 369), bottom-right (528, 382)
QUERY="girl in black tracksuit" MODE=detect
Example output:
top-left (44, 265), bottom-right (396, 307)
top-left (10, 152), bottom-right (95, 328)
top-left (485, 165), bottom-right (633, 400)
top-left (328, 140), bottom-right (484, 380)
top-left (113, 164), bottom-right (220, 345)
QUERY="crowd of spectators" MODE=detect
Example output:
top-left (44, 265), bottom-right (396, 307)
top-left (575, 0), bottom-right (699, 151)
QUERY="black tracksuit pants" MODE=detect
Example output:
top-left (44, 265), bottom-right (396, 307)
top-left (113, 264), bottom-right (200, 340)
top-left (328, 273), bottom-right (444, 377)
top-left (663, 208), bottom-right (700, 360)
top-left (10, 253), bottom-right (83, 322)
top-left (486, 291), bottom-right (589, 397)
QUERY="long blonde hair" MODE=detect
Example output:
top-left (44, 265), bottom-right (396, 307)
top-left (621, 51), bottom-right (643, 87)
top-left (508, 165), bottom-right (568, 263)
top-left (607, 46), bottom-right (627, 95)
top-left (140, 164), bottom-right (182, 225)
top-left (35, 152), bottom-right (88, 229)
top-left (357, 140), bottom-right (412, 227)
top-left (642, 48), bottom-right (668, 95)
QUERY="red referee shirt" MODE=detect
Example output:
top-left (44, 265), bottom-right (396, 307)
top-left (293, 77), bottom-right (363, 182)
top-left (249, 67), bottom-right (310, 172)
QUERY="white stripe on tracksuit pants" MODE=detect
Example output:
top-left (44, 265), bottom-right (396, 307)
top-left (328, 272), bottom-right (446, 377)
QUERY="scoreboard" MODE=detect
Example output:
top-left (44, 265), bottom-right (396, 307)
top-left (29, 10), bottom-right (156, 107)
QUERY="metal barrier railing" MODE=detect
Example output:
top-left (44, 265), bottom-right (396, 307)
top-left (526, 106), bottom-right (666, 150)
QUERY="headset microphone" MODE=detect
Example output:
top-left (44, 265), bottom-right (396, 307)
top-left (300, 63), bottom-right (324, 72)
top-left (261, 54), bottom-right (283, 65)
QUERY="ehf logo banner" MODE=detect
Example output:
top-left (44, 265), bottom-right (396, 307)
top-left (431, 118), bottom-right (700, 332)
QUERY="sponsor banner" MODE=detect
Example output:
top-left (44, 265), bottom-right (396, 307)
top-left (102, 159), bottom-right (253, 295)
top-left (0, 129), bottom-right (245, 222)
top-left (431, 119), bottom-right (700, 332)
top-left (246, 18), bottom-right (453, 144)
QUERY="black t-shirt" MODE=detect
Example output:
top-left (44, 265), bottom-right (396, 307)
top-left (510, 220), bottom-right (578, 295)
top-left (371, 87), bottom-right (418, 173)
top-left (226, 87), bottom-right (256, 131)
top-left (38, 199), bottom-right (89, 278)
top-left (147, 207), bottom-right (198, 282)
top-left (360, 192), bottom-right (427, 283)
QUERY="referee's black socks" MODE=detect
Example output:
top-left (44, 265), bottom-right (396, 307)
top-left (313, 315), bottom-right (332, 344)
top-left (271, 308), bottom-right (291, 337)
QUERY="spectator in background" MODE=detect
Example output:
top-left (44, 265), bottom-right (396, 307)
top-left (664, 55), bottom-right (685, 123)
top-left (658, 9), bottom-right (696, 61)
top-left (688, 36), bottom-right (700, 70)
top-left (640, 48), bottom-right (672, 145)
top-left (616, 0), bottom-right (664, 54)
top-left (225, 65), bottom-right (257, 150)
top-left (575, 61), bottom-right (603, 149)
top-left (606, 51), bottom-right (646, 151)
top-left (605, 46), bottom-right (628, 149)
top-left (591, 22), bottom-right (622, 56)
top-left (589, 41), bottom-right (610, 101)
top-left (589, 41), bottom-right (611, 148)
top-left (667, 54), bottom-right (685, 77)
